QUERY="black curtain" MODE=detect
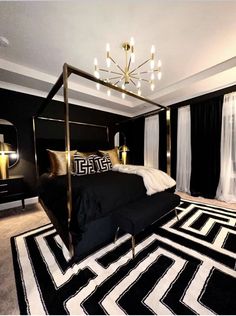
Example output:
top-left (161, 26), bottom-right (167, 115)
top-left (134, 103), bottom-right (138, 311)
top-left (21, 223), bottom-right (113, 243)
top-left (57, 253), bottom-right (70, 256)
top-left (159, 111), bottom-right (167, 172)
top-left (170, 108), bottom-right (178, 179)
top-left (190, 96), bottom-right (223, 198)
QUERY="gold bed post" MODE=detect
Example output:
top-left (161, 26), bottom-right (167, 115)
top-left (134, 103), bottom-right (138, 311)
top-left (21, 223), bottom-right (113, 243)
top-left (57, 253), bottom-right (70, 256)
top-left (63, 63), bottom-right (74, 257)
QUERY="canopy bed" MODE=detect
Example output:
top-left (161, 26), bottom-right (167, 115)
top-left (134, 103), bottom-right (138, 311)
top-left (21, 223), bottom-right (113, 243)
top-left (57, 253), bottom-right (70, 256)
top-left (34, 63), bottom-right (179, 261)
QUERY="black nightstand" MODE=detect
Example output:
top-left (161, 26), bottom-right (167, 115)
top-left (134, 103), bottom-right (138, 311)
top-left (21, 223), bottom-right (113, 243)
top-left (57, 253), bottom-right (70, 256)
top-left (0, 176), bottom-right (25, 208)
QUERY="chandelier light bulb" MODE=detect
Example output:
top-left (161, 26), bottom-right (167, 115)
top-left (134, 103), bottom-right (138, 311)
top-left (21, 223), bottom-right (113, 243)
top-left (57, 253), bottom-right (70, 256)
top-left (130, 37), bottom-right (135, 46)
top-left (106, 43), bottom-right (110, 53)
top-left (150, 82), bottom-right (155, 91)
top-left (150, 73), bottom-right (155, 80)
top-left (122, 93), bottom-right (125, 99)
top-left (131, 52), bottom-right (135, 63)
top-left (157, 71), bottom-right (162, 80)
top-left (94, 58), bottom-right (98, 66)
top-left (157, 59), bottom-right (162, 68)
top-left (107, 89), bottom-right (111, 96)
top-left (137, 80), bottom-right (141, 88)
top-left (122, 83), bottom-right (125, 89)
top-left (96, 83), bottom-right (100, 90)
top-left (106, 57), bottom-right (111, 68)
top-left (151, 45), bottom-right (155, 55)
top-left (150, 59), bottom-right (155, 70)
top-left (94, 70), bottom-right (100, 79)
top-left (138, 89), bottom-right (141, 96)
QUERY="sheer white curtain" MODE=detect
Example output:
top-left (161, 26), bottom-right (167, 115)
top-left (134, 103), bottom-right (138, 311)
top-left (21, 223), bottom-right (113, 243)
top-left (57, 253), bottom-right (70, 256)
top-left (216, 92), bottom-right (236, 203)
top-left (144, 114), bottom-right (159, 168)
top-left (176, 105), bottom-right (191, 193)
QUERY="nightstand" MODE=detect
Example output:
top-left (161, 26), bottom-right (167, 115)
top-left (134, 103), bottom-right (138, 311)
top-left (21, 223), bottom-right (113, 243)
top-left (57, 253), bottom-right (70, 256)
top-left (0, 176), bottom-right (25, 208)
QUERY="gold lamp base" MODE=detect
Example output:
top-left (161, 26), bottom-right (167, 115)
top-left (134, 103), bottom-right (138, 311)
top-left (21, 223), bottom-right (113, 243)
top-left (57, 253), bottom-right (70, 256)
top-left (0, 155), bottom-right (9, 179)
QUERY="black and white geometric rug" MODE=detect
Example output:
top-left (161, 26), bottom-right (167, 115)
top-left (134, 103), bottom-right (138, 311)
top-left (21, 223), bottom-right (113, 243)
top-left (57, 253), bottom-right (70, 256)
top-left (11, 200), bottom-right (236, 315)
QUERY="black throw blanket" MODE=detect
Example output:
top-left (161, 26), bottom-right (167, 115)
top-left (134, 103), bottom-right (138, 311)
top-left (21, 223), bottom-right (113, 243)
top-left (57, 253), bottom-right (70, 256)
top-left (39, 171), bottom-right (146, 242)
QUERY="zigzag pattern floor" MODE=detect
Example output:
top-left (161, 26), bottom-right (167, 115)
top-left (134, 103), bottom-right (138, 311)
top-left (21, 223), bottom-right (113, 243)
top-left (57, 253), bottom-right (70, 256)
top-left (11, 200), bottom-right (236, 315)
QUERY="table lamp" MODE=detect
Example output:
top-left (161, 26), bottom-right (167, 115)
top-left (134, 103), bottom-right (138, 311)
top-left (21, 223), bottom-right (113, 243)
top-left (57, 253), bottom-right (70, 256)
top-left (119, 144), bottom-right (129, 165)
top-left (0, 142), bottom-right (15, 179)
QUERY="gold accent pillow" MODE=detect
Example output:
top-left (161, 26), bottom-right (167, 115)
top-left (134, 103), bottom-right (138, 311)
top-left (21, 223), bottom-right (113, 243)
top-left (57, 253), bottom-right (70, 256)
top-left (99, 148), bottom-right (120, 166)
top-left (76, 151), bottom-right (98, 158)
top-left (47, 150), bottom-right (77, 176)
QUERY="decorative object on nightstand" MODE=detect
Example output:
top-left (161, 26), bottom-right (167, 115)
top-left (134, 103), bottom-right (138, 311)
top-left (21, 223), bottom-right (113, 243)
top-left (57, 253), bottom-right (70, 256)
top-left (0, 142), bottom-right (16, 179)
top-left (0, 119), bottom-right (19, 172)
top-left (114, 131), bottom-right (130, 165)
top-left (0, 176), bottom-right (25, 208)
top-left (119, 144), bottom-right (129, 165)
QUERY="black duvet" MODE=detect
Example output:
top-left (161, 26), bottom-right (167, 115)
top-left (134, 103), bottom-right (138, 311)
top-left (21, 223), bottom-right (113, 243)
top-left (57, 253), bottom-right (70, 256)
top-left (39, 171), bottom-right (147, 241)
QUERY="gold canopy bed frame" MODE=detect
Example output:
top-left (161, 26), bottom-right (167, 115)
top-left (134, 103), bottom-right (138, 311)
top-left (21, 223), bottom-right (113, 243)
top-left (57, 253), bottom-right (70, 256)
top-left (34, 63), bottom-right (168, 256)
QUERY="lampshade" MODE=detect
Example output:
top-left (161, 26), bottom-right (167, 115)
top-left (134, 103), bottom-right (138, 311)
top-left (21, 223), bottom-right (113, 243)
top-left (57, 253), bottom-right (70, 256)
top-left (119, 144), bottom-right (129, 152)
top-left (0, 142), bottom-right (16, 179)
top-left (0, 142), bottom-right (15, 154)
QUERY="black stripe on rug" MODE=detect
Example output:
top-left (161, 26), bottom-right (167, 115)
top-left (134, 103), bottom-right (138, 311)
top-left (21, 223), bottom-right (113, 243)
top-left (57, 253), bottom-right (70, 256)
top-left (11, 200), bottom-right (236, 315)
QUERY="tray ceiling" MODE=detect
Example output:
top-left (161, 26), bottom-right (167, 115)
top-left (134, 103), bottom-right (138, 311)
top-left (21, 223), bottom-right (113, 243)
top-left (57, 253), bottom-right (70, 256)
top-left (0, 0), bottom-right (236, 117)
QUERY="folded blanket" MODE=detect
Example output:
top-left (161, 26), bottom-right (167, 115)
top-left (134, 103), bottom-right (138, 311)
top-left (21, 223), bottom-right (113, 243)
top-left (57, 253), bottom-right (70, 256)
top-left (113, 164), bottom-right (176, 195)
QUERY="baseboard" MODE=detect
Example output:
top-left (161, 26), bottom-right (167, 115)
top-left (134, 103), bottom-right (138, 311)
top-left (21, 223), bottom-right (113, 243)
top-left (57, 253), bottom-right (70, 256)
top-left (0, 196), bottom-right (39, 211)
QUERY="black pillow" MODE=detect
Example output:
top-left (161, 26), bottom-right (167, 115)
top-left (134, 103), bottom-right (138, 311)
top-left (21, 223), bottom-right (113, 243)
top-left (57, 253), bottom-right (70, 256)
top-left (93, 154), bottom-right (112, 173)
top-left (73, 154), bottom-right (96, 175)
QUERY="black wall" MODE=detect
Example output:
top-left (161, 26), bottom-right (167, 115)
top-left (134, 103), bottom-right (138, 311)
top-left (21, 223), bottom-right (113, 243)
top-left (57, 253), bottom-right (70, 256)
top-left (0, 88), bottom-right (127, 198)
top-left (120, 117), bottom-right (145, 165)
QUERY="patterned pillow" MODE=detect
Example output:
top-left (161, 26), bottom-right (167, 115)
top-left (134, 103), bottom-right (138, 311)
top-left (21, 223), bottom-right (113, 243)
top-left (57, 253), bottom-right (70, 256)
top-left (99, 148), bottom-right (120, 166)
top-left (93, 154), bottom-right (112, 173)
top-left (73, 154), bottom-right (96, 175)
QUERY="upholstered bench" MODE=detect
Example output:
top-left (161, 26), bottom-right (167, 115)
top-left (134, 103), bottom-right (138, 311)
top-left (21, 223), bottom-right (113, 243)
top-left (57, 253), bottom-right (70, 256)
top-left (113, 191), bottom-right (181, 258)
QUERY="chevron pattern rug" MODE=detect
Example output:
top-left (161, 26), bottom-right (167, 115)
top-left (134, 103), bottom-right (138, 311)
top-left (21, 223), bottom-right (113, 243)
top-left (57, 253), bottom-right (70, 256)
top-left (11, 200), bottom-right (236, 315)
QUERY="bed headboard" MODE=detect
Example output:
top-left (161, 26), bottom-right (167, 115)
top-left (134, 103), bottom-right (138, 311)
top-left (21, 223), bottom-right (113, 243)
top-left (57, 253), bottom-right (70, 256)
top-left (34, 116), bottom-right (111, 175)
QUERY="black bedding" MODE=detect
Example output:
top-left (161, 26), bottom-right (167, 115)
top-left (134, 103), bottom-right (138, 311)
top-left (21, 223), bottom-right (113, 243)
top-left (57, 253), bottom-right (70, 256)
top-left (39, 171), bottom-right (147, 242)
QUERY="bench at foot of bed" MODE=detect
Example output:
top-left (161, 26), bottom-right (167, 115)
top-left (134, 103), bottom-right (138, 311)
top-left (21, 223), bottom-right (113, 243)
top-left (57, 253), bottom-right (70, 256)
top-left (113, 191), bottom-right (181, 259)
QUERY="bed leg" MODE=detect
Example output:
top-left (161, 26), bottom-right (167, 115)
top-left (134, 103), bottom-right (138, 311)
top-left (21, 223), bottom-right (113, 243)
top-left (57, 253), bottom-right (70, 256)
top-left (175, 208), bottom-right (180, 221)
top-left (68, 232), bottom-right (74, 258)
top-left (131, 236), bottom-right (135, 259)
top-left (114, 227), bottom-right (120, 243)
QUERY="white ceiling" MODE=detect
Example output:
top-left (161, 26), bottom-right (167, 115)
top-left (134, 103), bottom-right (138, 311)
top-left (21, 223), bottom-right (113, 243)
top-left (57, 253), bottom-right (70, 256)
top-left (0, 0), bottom-right (236, 117)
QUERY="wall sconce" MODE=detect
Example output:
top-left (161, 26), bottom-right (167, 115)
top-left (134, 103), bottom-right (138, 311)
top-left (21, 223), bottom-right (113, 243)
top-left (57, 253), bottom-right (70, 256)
top-left (0, 142), bottom-right (16, 179)
top-left (119, 144), bottom-right (129, 165)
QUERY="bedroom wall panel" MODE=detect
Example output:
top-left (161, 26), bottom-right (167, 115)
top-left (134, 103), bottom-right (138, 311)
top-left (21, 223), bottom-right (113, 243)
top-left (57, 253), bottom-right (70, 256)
top-left (0, 88), bottom-right (127, 198)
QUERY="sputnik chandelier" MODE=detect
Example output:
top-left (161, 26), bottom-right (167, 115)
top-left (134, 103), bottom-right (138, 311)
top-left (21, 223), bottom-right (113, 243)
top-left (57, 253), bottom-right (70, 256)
top-left (94, 37), bottom-right (162, 98)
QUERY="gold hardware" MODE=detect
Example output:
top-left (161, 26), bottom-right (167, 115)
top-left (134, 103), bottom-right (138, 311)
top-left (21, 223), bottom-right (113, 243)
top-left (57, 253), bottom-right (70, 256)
top-left (122, 42), bottom-right (131, 51)
top-left (0, 155), bottom-right (9, 179)
top-left (114, 227), bottom-right (120, 243)
top-left (175, 209), bottom-right (180, 221)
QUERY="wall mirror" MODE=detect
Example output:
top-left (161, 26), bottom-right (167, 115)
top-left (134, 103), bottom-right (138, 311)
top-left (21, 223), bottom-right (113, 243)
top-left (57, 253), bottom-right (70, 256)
top-left (114, 131), bottom-right (127, 147)
top-left (0, 119), bottom-right (19, 168)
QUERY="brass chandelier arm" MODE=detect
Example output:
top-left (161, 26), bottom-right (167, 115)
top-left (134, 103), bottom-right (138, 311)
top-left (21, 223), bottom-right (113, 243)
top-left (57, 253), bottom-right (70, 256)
top-left (137, 69), bottom-right (160, 75)
top-left (130, 75), bottom-right (150, 83)
top-left (129, 58), bottom-right (151, 75)
top-left (114, 76), bottom-right (125, 86)
top-left (107, 76), bottom-right (123, 81)
top-left (99, 68), bottom-right (122, 76)
top-left (127, 56), bottom-right (131, 71)
top-left (109, 56), bottom-right (126, 75)
top-left (129, 77), bottom-right (137, 87)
